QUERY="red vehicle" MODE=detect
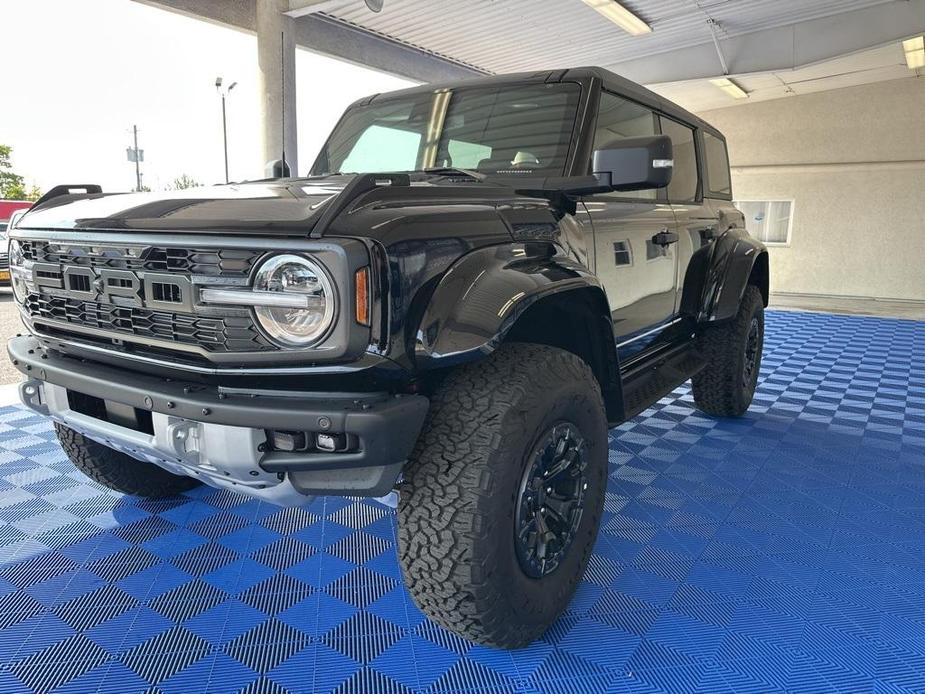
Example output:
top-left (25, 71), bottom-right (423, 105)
top-left (0, 200), bottom-right (32, 223)
top-left (0, 200), bottom-right (32, 285)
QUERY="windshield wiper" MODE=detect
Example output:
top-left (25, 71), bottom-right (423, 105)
top-left (421, 167), bottom-right (486, 182)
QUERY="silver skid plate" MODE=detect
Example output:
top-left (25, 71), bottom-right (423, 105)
top-left (21, 381), bottom-right (316, 506)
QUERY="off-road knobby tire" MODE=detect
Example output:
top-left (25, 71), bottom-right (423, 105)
top-left (397, 343), bottom-right (608, 649)
top-left (691, 284), bottom-right (764, 417)
top-left (55, 423), bottom-right (201, 497)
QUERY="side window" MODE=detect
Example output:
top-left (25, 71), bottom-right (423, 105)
top-left (340, 124), bottom-right (421, 173)
top-left (659, 117), bottom-right (698, 203)
top-left (703, 132), bottom-right (732, 197)
top-left (592, 92), bottom-right (658, 200)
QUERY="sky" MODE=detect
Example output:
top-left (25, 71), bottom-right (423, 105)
top-left (0, 0), bottom-right (415, 194)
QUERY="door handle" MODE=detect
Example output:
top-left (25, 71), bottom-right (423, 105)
top-left (652, 229), bottom-right (679, 246)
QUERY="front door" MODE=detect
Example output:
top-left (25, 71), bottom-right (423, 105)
top-left (583, 199), bottom-right (680, 361)
top-left (584, 90), bottom-right (681, 363)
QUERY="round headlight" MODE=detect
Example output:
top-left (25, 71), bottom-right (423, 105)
top-left (9, 240), bottom-right (27, 303)
top-left (9, 238), bottom-right (23, 268)
top-left (252, 254), bottom-right (335, 347)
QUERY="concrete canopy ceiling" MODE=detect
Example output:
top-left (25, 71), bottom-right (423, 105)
top-left (295, 0), bottom-right (925, 111)
top-left (296, 0), bottom-right (913, 75)
top-left (653, 42), bottom-right (921, 112)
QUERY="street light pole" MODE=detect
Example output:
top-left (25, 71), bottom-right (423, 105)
top-left (215, 77), bottom-right (237, 184)
top-left (221, 93), bottom-right (229, 184)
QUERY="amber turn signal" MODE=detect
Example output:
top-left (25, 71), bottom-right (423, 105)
top-left (355, 267), bottom-right (370, 326)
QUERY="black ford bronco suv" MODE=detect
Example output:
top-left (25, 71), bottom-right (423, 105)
top-left (8, 67), bottom-right (767, 649)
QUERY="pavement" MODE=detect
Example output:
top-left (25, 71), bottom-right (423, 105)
top-left (0, 288), bottom-right (23, 389)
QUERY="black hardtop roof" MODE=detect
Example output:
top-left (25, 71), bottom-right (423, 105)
top-left (361, 66), bottom-right (724, 141)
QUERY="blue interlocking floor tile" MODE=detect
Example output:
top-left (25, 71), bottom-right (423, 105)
top-left (1, 310), bottom-right (925, 692)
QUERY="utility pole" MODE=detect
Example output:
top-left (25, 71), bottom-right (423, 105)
top-left (126, 125), bottom-right (144, 191)
top-left (133, 125), bottom-right (142, 191)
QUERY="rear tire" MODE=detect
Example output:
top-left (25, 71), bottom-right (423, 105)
top-left (397, 343), bottom-right (608, 649)
top-left (692, 284), bottom-right (764, 417)
top-left (55, 424), bottom-right (201, 497)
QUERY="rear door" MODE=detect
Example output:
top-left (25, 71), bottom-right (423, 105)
top-left (582, 91), bottom-right (681, 361)
top-left (659, 116), bottom-right (716, 314)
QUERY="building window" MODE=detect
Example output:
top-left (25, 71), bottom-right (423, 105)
top-left (613, 240), bottom-right (632, 266)
top-left (645, 239), bottom-right (669, 260)
top-left (734, 200), bottom-right (794, 245)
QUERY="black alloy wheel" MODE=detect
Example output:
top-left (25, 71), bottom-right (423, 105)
top-left (743, 316), bottom-right (761, 388)
top-left (515, 422), bottom-right (588, 578)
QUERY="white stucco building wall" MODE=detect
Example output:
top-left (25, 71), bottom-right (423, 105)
top-left (699, 77), bottom-right (925, 303)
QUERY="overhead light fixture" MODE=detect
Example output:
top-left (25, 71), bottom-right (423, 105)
top-left (580, 0), bottom-right (652, 36)
top-left (903, 36), bottom-right (925, 69)
top-left (710, 77), bottom-right (749, 100)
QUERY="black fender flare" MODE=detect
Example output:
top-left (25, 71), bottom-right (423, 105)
top-left (413, 243), bottom-right (612, 366)
top-left (681, 228), bottom-right (768, 323)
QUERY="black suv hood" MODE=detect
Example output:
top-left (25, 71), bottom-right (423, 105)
top-left (17, 179), bottom-right (351, 235)
top-left (15, 175), bottom-right (554, 244)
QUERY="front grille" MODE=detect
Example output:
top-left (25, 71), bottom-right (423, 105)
top-left (0, 254), bottom-right (8, 270)
top-left (25, 293), bottom-right (273, 353)
top-left (20, 241), bottom-right (260, 277)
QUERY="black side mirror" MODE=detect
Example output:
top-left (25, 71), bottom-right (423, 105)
top-left (592, 135), bottom-right (673, 192)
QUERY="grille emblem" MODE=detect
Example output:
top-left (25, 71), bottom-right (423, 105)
top-left (37, 265), bottom-right (193, 312)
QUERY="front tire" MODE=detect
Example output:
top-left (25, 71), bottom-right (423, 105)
top-left (55, 424), bottom-right (201, 497)
top-left (397, 343), bottom-right (608, 649)
top-left (691, 284), bottom-right (764, 417)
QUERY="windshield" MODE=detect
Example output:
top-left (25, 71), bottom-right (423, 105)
top-left (311, 83), bottom-right (581, 177)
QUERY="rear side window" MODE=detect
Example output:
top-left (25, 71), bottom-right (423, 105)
top-left (703, 132), bottom-right (731, 197)
top-left (592, 91), bottom-right (658, 200)
top-left (659, 117), bottom-right (698, 203)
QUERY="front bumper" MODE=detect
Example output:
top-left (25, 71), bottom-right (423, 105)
top-left (9, 335), bottom-right (429, 505)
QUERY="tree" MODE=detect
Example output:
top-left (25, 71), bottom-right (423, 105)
top-left (0, 145), bottom-right (25, 199)
top-left (0, 145), bottom-right (41, 201)
top-left (169, 174), bottom-right (200, 190)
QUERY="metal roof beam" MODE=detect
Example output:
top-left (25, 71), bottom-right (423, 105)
top-left (293, 15), bottom-right (484, 81)
top-left (608, 1), bottom-right (925, 84)
top-left (286, 0), bottom-right (341, 18)
top-left (134, 0), bottom-right (483, 83)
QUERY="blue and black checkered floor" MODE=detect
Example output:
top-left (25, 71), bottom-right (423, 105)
top-left (1, 310), bottom-right (924, 693)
